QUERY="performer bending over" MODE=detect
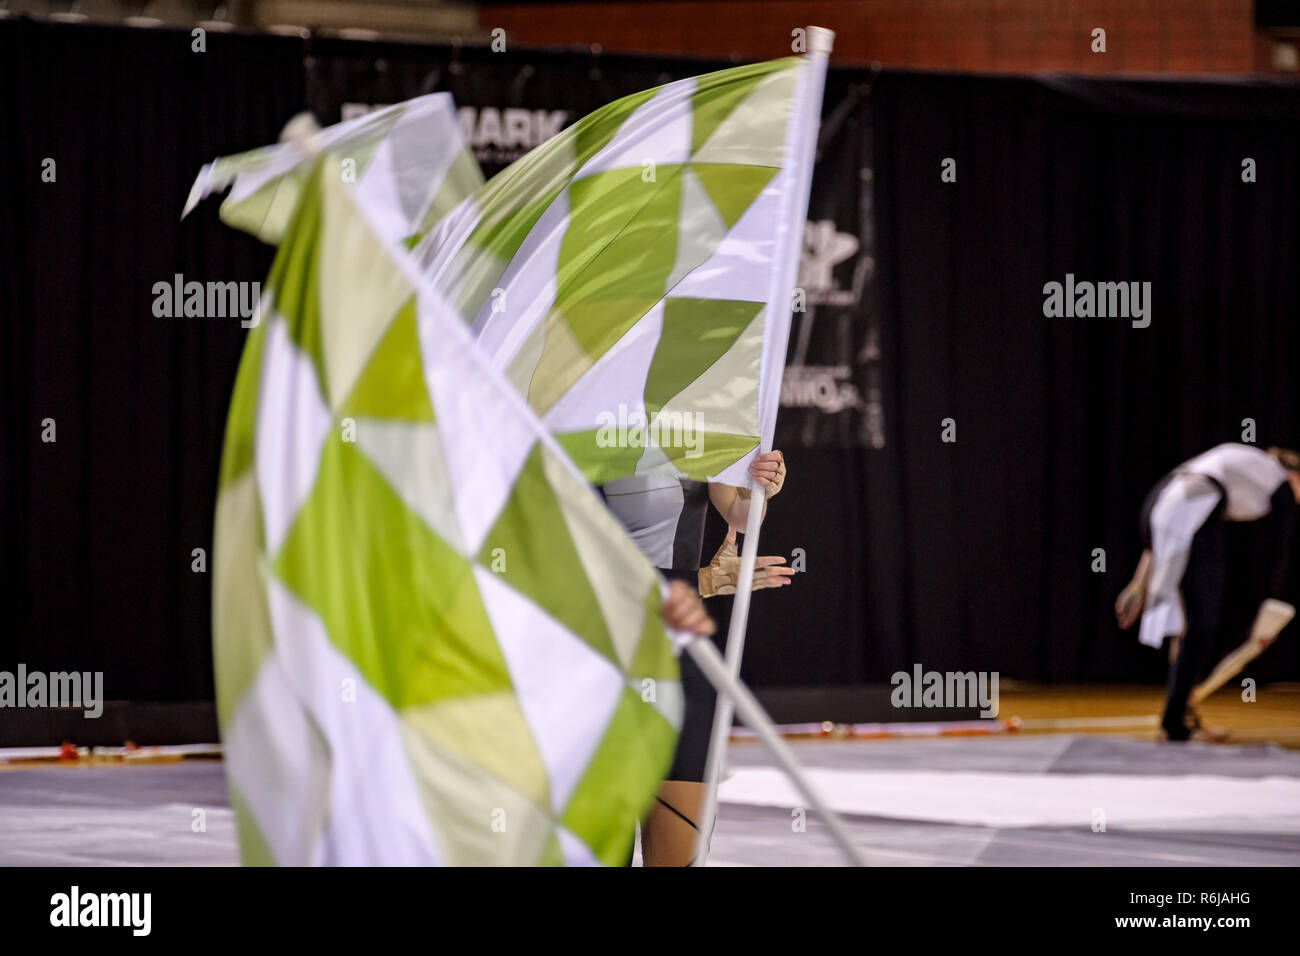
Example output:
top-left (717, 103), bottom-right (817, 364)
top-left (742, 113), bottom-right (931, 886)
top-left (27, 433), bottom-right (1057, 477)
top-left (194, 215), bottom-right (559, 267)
top-left (1116, 444), bottom-right (1300, 741)
top-left (599, 451), bottom-right (792, 865)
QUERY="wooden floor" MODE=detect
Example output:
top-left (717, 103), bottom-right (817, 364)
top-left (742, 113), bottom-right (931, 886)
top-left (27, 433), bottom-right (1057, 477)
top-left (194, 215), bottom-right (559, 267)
top-left (2, 689), bottom-right (1298, 865)
top-left (997, 683), bottom-right (1300, 747)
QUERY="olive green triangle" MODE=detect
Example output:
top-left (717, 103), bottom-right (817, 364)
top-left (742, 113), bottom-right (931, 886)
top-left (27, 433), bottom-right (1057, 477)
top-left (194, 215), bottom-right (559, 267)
top-left (557, 166), bottom-right (685, 359)
top-left (629, 581), bottom-right (678, 681)
top-left (690, 163), bottom-right (778, 229)
top-left (271, 439), bottom-right (511, 709)
top-left (561, 686), bottom-right (677, 865)
top-left (690, 61), bottom-right (781, 155)
top-left (537, 829), bottom-right (565, 867)
top-left (554, 429), bottom-right (647, 485)
top-left (339, 298), bottom-right (435, 423)
top-left (476, 444), bottom-right (619, 665)
top-left (661, 431), bottom-right (760, 481)
top-left (644, 297), bottom-right (763, 415)
top-left (265, 159), bottom-right (328, 394)
top-left (218, 318), bottom-right (268, 493)
top-left (574, 87), bottom-right (659, 165)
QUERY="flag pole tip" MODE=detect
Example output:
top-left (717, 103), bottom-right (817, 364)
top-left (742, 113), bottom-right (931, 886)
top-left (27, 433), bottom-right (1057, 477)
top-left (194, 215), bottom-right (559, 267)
top-left (807, 26), bottom-right (835, 55)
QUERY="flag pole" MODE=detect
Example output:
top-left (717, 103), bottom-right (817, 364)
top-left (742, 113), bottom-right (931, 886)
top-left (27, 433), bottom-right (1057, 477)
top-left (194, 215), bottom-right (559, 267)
top-left (694, 26), bottom-right (835, 865)
top-left (683, 636), bottom-right (867, 865)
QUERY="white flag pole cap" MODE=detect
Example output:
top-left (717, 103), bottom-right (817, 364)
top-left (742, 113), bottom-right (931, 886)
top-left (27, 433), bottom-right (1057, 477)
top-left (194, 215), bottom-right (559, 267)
top-left (807, 26), bottom-right (835, 56)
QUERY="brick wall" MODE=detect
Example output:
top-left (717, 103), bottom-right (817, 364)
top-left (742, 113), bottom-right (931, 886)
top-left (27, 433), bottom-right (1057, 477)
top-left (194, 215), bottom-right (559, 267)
top-left (485, 0), bottom-right (1269, 73)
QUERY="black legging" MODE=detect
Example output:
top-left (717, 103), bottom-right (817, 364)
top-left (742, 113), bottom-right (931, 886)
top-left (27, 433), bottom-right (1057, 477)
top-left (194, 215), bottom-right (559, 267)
top-left (659, 567), bottom-right (722, 782)
top-left (1160, 496), bottom-right (1227, 740)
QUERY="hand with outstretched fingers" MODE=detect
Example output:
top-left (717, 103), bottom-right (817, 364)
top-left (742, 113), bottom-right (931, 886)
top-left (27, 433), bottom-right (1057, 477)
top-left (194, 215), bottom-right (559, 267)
top-left (699, 526), bottom-right (796, 598)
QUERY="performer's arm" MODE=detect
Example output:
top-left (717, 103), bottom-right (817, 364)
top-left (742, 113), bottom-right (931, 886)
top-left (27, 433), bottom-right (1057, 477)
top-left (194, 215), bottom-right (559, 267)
top-left (708, 450), bottom-right (785, 528)
top-left (1115, 549), bottom-right (1152, 629)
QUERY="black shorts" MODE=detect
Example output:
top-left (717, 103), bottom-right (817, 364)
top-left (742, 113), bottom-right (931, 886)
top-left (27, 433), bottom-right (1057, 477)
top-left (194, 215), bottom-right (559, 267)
top-left (666, 645), bottom-right (720, 781)
top-left (659, 567), bottom-right (723, 782)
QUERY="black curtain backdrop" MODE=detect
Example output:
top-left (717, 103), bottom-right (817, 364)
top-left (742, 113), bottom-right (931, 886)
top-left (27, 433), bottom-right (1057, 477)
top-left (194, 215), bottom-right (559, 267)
top-left (4, 20), bottom-right (1300, 712)
top-left (1, 21), bottom-right (304, 701)
top-left (862, 71), bottom-right (1300, 685)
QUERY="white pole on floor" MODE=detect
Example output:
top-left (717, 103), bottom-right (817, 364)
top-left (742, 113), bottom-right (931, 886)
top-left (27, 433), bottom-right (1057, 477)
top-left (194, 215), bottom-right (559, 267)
top-left (694, 25), bottom-right (835, 866)
top-left (683, 635), bottom-right (868, 866)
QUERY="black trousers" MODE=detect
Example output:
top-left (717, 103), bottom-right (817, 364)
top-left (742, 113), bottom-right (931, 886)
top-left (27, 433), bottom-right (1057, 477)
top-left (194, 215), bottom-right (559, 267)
top-left (1159, 502), bottom-right (1227, 740)
top-left (660, 566), bottom-right (726, 782)
top-left (666, 645), bottom-right (720, 781)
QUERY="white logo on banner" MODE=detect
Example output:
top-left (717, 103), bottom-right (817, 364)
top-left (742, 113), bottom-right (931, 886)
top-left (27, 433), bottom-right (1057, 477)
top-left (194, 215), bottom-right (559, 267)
top-left (458, 107), bottom-right (568, 164)
top-left (798, 220), bottom-right (860, 307)
top-left (781, 364), bottom-right (860, 414)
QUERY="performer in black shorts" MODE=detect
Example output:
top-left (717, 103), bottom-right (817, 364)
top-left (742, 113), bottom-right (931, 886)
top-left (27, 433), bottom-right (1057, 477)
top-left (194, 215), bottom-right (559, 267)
top-left (599, 450), bottom-right (791, 865)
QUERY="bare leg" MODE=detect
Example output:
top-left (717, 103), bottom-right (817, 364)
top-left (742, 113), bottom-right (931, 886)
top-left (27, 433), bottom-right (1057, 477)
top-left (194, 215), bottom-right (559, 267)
top-left (1191, 599), bottom-right (1295, 705)
top-left (641, 780), bottom-right (707, 867)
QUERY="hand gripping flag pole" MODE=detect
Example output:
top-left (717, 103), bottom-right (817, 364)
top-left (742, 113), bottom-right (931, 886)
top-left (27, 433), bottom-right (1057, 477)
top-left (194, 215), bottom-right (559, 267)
top-left (693, 27), bottom-right (857, 866)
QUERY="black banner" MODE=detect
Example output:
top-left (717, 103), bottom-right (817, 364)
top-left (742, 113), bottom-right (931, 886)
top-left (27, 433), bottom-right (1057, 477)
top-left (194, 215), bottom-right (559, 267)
top-left (779, 70), bottom-right (884, 449)
top-left (303, 40), bottom-right (724, 178)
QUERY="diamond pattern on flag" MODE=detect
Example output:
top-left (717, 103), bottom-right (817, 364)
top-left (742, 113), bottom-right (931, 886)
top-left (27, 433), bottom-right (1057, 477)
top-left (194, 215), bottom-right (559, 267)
top-left (413, 58), bottom-right (811, 485)
top-left (212, 158), bottom-right (680, 866)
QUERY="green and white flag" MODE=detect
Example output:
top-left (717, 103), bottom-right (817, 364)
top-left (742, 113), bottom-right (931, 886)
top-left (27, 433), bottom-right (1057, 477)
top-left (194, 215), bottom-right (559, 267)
top-left (183, 93), bottom-right (482, 246)
top-left (415, 56), bottom-right (826, 485)
top-left (213, 157), bottom-right (681, 866)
